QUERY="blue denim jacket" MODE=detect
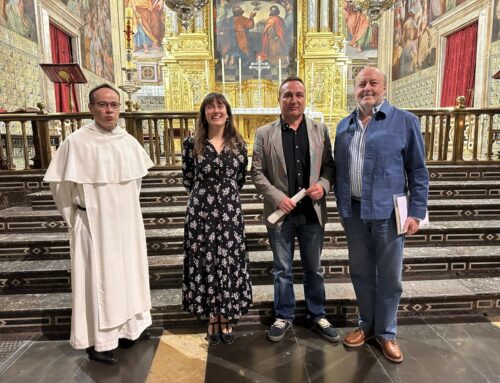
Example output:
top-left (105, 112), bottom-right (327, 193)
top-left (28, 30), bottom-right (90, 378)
top-left (334, 101), bottom-right (429, 220)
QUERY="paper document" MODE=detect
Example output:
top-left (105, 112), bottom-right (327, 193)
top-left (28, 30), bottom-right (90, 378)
top-left (393, 194), bottom-right (429, 235)
top-left (267, 189), bottom-right (307, 224)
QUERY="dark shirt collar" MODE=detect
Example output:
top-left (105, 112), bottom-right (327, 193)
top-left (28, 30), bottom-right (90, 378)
top-left (280, 115), bottom-right (306, 131)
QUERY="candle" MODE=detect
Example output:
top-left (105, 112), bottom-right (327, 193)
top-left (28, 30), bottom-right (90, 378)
top-left (238, 57), bottom-right (242, 87)
top-left (125, 7), bottom-right (133, 19)
top-left (296, 61), bottom-right (299, 77)
top-left (329, 80), bottom-right (334, 122)
top-left (278, 58), bottom-right (282, 86)
top-left (221, 59), bottom-right (225, 91)
top-left (311, 63), bottom-right (315, 88)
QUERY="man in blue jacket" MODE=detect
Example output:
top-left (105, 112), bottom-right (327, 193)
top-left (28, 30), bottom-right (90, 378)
top-left (334, 67), bottom-right (429, 363)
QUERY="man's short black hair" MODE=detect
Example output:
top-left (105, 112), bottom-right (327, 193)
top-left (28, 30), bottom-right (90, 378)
top-left (88, 84), bottom-right (120, 104)
top-left (278, 76), bottom-right (305, 97)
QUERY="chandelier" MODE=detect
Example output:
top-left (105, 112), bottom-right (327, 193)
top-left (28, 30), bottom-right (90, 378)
top-left (346, 0), bottom-right (395, 23)
top-left (164, 0), bottom-right (210, 30)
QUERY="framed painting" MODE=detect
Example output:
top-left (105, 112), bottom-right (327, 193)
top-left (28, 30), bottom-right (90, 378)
top-left (214, 0), bottom-right (297, 82)
top-left (493, 0), bottom-right (500, 43)
top-left (137, 63), bottom-right (158, 82)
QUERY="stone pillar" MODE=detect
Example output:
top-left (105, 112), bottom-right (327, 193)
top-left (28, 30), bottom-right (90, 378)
top-left (333, 0), bottom-right (339, 33)
top-left (170, 10), bottom-right (179, 34)
top-left (194, 11), bottom-right (204, 32)
top-left (307, 0), bottom-right (318, 31)
top-left (319, 0), bottom-right (330, 32)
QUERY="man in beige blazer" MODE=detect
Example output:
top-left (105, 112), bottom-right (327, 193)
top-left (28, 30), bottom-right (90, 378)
top-left (251, 77), bottom-right (339, 342)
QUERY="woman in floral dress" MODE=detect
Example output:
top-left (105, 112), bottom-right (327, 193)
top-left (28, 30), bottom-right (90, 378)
top-left (182, 93), bottom-right (252, 344)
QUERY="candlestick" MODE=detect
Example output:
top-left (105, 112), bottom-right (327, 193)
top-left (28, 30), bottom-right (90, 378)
top-left (278, 58), bottom-right (282, 86)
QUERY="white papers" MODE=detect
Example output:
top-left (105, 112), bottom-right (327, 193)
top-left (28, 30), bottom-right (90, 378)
top-left (393, 194), bottom-right (429, 235)
top-left (267, 189), bottom-right (307, 224)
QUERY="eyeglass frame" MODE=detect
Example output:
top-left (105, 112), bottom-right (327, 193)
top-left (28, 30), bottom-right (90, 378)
top-left (91, 101), bottom-right (121, 110)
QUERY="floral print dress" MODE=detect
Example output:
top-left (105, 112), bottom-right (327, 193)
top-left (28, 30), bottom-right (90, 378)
top-left (181, 136), bottom-right (252, 320)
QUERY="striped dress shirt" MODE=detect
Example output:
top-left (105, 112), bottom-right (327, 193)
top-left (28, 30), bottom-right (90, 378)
top-left (349, 102), bottom-right (384, 198)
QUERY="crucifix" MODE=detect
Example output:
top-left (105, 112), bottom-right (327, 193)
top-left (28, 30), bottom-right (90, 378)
top-left (249, 56), bottom-right (270, 108)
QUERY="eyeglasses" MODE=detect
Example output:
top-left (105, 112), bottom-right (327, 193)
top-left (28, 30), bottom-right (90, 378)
top-left (93, 102), bottom-right (121, 110)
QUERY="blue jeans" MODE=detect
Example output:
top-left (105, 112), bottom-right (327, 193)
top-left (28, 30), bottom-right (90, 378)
top-left (343, 200), bottom-right (404, 340)
top-left (267, 216), bottom-right (326, 321)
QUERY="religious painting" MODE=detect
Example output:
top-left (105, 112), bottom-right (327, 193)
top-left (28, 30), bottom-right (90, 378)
top-left (343, 0), bottom-right (378, 60)
top-left (392, 0), bottom-right (436, 80)
top-left (58, 0), bottom-right (83, 19)
top-left (214, 0), bottom-right (296, 82)
top-left (493, 0), bottom-right (500, 42)
top-left (80, 0), bottom-right (114, 82)
top-left (126, 0), bottom-right (165, 58)
top-left (0, 0), bottom-right (37, 42)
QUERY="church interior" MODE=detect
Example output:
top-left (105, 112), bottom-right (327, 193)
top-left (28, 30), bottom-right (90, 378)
top-left (0, 0), bottom-right (499, 382)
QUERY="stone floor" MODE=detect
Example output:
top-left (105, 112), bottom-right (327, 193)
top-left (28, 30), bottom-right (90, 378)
top-left (1, 318), bottom-right (499, 383)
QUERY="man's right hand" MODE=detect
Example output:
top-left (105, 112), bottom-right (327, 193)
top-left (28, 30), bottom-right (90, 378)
top-left (278, 196), bottom-right (296, 214)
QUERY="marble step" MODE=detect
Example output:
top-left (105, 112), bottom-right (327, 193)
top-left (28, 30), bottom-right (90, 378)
top-left (0, 277), bottom-right (498, 335)
top-left (27, 180), bottom-right (500, 210)
top-left (0, 220), bottom-right (498, 262)
top-left (1, 164), bottom-right (499, 193)
top-left (1, 246), bottom-right (499, 294)
top-left (2, 198), bottom-right (500, 234)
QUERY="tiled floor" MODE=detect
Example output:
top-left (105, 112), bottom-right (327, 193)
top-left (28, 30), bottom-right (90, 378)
top-left (1, 320), bottom-right (499, 383)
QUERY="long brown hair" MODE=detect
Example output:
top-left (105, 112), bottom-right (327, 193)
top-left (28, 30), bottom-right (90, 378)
top-left (193, 93), bottom-right (244, 156)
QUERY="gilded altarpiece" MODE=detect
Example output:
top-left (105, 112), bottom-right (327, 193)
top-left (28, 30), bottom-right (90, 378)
top-left (160, 0), bottom-right (349, 145)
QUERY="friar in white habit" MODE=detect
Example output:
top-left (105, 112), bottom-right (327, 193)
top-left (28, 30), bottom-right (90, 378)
top-left (44, 84), bottom-right (154, 364)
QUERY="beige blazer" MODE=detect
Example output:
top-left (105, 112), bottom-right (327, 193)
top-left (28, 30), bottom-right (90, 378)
top-left (251, 117), bottom-right (335, 228)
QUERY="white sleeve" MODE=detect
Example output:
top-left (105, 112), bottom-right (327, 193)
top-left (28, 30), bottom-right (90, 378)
top-left (49, 181), bottom-right (76, 230)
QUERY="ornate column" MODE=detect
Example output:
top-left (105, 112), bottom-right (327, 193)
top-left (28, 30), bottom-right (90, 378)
top-left (319, 0), bottom-right (330, 32)
top-left (307, 0), bottom-right (318, 31)
top-left (194, 11), bottom-right (204, 33)
top-left (301, 0), bottom-right (349, 130)
top-left (332, 0), bottom-right (340, 33)
top-left (161, 7), bottom-right (212, 111)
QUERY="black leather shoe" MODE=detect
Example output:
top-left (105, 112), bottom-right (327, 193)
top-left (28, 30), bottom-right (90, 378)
top-left (86, 347), bottom-right (118, 365)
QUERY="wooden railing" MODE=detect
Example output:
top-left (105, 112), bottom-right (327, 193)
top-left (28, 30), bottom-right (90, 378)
top-left (0, 111), bottom-right (197, 171)
top-left (0, 103), bottom-right (498, 171)
top-left (410, 106), bottom-right (500, 162)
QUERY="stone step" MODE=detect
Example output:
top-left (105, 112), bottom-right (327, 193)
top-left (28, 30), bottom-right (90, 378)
top-left (1, 246), bottom-right (498, 294)
top-left (0, 277), bottom-right (498, 334)
top-left (0, 220), bottom-right (498, 261)
top-left (26, 180), bottom-right (500, 210)
top-left (2, 198), bottom-right (499, 233)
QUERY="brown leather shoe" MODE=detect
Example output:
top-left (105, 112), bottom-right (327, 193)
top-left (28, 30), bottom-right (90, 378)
top-left (343, 328), bottom-right (374, 348)
top-left (377, 338), bottom-right (403, 363)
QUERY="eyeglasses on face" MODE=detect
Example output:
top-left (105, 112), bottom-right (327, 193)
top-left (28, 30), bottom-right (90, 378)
top-left (93, 102), bottom-right (121, 110)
